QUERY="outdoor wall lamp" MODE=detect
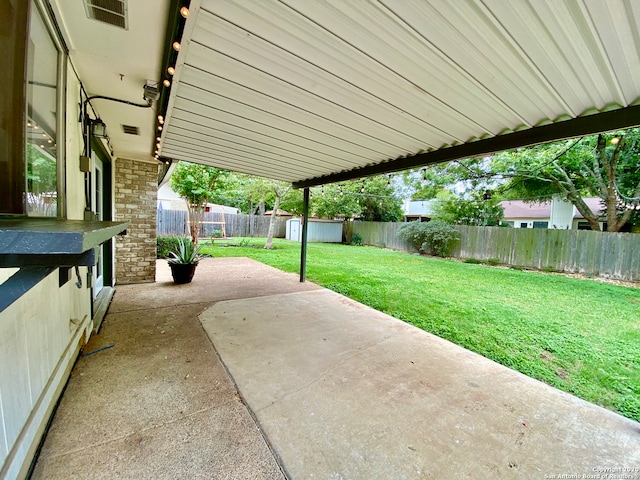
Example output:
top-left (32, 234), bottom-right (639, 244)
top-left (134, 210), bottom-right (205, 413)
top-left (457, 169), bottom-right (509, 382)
top-left (91, 118), bottom-right (107, 138)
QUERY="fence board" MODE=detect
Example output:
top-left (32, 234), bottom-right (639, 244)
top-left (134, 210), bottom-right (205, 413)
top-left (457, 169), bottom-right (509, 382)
top-left (157, 210), bottom-right (286, 238)
top-left (352, 222), bottom-right (640, 282)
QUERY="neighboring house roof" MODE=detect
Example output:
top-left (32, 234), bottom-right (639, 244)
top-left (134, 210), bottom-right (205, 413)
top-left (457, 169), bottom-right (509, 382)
top-left (500, 198), bottom-right (604, 219)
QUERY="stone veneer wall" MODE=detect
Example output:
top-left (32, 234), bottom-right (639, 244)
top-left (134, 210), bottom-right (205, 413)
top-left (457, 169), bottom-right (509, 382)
top-left (115, 158), bottom-right (158, 284)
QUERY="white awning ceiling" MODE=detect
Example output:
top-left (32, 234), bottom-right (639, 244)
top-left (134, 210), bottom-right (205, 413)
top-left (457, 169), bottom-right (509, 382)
top-left (159, 0), bottom-right (640, 187)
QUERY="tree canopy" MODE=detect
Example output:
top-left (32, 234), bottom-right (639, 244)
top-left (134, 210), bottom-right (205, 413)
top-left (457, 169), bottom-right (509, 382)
top-left (310, 175), bottom-right (403, 221)
top-left (405, 128), bottom-right (640, 232)
top-left (170, 162), bottom-right (230, 244)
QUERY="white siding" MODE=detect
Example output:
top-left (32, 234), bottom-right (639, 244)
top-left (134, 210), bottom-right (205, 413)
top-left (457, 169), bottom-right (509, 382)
top-left (0, 61), bottom-right (95, 480)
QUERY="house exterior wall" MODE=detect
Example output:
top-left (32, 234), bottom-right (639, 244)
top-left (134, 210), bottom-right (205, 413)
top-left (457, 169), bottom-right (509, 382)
top-left (549, 196), bottom-right (574, 229)
top-left (115, 159), bottom-right (158, 284)
top-left (0, 63), bottom-right (94, 480)
top-left (507, 218), bottom-right (541, 228)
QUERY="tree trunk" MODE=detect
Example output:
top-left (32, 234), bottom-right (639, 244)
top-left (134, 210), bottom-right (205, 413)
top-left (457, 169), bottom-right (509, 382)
top-left (187, 201), bottom-right (205, 246)
top-left (264, 195), bottom-right (280, 249)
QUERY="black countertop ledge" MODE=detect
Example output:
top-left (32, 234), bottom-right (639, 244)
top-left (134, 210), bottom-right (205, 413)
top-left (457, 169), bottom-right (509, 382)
top-left (0, 218), bottom-right (128, 255)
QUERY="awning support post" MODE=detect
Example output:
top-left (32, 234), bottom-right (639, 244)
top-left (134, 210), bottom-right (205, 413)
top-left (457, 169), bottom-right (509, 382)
top-left (299, 187), bottom-right (310, 283)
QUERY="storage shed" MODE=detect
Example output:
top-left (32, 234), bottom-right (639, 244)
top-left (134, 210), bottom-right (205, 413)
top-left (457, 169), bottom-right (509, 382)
top-left (286, 219), bottom-right (343, 243)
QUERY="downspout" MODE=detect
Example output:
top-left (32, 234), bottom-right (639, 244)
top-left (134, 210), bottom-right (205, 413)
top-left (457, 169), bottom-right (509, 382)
top-left (299, 187), bottom-right (310, 282)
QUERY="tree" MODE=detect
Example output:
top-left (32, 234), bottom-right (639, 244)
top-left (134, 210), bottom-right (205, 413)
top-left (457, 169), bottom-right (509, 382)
top-left (171, 162), bottom-right (228, 245)
top-left (493, 128), bottom-right (640, 232)
top-left (408, 128), bottom-right (640, 232)
top-left (264, 181), bottom-right (291, 249)
top-left (433, 191), bottom-right (504, 226)
top-left (311, 182), bottom-right (361, 219)
top-left (311, 175), bottom-right (403, 221)
top-left (358, 175), bottom-right (404, 222)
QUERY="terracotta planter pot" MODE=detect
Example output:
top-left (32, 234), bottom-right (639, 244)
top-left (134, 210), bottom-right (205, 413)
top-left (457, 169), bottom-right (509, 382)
top-left (169, 263), bottom-right (197, 284)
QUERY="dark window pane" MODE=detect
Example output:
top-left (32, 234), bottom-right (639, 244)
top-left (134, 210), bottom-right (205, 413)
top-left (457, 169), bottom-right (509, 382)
top-left (0, 1), bottom-right (29, 214)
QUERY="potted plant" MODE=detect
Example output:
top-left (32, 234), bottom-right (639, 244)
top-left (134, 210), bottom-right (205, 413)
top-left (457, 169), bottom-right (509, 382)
top-left (167, 237), bottom-right (205, 284)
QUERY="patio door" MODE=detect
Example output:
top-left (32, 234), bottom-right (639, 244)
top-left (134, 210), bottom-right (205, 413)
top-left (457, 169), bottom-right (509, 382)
top-left (93, 155), bottom-right (104, 296)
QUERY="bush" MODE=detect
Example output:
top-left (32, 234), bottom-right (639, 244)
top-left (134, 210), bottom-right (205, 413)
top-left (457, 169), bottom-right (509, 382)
top-left (351, 233), bottom-right (363, 246)
top-left (486, 258), bottom-right (501, 266)
top-left (464, 258), bottom-right (482, 264)
top-left (157, 236), bottom-right (185, 258)
top-left (397, 220), bottom-right (459, 257)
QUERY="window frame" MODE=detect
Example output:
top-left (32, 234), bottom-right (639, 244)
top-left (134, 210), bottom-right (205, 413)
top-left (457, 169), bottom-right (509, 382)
top-left (26, 0), bottom-right (67, 218)
top-left (0, 1), bottom-right (66, 217)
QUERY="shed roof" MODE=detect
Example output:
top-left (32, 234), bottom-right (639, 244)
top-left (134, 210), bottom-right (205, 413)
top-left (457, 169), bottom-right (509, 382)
top-left (157, 0), bottom-right (640, 187)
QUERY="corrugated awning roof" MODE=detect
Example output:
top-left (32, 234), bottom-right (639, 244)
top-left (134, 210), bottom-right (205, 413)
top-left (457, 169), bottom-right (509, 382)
top-left (159, 0), bottom-right (640, 187)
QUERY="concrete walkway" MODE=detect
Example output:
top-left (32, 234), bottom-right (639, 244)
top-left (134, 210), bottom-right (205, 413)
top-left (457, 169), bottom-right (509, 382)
top-left (33, 257), bottom-right (640, 479)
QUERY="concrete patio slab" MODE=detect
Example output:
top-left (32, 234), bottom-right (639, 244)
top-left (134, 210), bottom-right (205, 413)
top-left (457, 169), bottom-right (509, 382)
top-left (30, 258), bottom-right (305, 479)
top-left (201, 288), bottom-right (640, 479)
top-left (31, 257), bottom-right (640, 479)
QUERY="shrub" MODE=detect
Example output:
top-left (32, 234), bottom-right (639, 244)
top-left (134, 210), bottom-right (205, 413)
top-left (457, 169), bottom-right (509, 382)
top-left (351, 233), bottom-right (363, 246)
top-left (464, 258), bottom-right (482, 264)
top-left (486, 258), bottom-right (501, 266)
top-left (157, 236), bottom-right (184, 259)
top-left (397, 220), bottom-right (459, 257)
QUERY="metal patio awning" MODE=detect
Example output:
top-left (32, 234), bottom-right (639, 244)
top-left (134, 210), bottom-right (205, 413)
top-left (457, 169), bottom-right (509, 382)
top-left (158, 0), bottom-right (640, 187)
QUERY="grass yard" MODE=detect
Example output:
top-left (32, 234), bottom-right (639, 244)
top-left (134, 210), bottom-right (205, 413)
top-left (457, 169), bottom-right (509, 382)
top-left (201, 238), bottom-right (640, 422)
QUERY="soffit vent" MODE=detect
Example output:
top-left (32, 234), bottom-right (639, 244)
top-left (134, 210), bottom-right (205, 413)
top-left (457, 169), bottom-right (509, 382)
top-left (121, 124), bottom-right (139, 135)
top-left (84, 0), bottom-right (128, 30)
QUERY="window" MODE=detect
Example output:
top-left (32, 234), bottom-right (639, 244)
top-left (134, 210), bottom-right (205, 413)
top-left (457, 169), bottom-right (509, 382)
top-left (520, 222), bottom-right (528, 228)
top-left (0, 1), bottom-right (64, 216)
top-left (533, 221), bottom-right (548, 229)
top-left (26, 1), bottom-right (64, 217)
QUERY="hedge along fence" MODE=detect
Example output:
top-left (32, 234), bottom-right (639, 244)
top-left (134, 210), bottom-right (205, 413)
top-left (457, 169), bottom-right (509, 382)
top-left (351, 221), bottom-right (640, 282)
top-left (157, 209), bottom-right (287, 238)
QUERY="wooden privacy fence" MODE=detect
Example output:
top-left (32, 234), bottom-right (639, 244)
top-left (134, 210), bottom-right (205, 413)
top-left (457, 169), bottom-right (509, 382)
top-left (157, 210), bottom-right (286, 238)
top-left (351, 221), bottom-right (640, 282)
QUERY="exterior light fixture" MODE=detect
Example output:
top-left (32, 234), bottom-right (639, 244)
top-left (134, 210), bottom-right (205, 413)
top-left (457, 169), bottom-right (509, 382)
top-left (172, 41), bottom-right (181, 51)
top-left (157, 125), bottom-right (163, 131)
top-left (610, 137), bottom-right (620, 144)
top-left (163, 79), bottom-right (171, 87)
top-left (157, 115), bottom-right (164, 124)
top-left (143, 83), bottom-right (160, 104)
top-left (180, 6), bottom-right (189, 18)
top-left (167, 66), bottom-right (175, 75)
top-left (91, 118), bottom-right (108, 138)
top-left (156, 136), bottom-right (161, 142)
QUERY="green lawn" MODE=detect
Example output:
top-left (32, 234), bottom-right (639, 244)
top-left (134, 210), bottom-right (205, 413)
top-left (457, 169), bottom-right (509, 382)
top-left (201, 238), bottom-right (640, 422)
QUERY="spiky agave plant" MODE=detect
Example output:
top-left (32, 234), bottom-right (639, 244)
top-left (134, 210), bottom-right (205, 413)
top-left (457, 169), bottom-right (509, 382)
top-left (167, 237), bottom-right (205, 265)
